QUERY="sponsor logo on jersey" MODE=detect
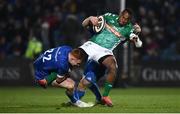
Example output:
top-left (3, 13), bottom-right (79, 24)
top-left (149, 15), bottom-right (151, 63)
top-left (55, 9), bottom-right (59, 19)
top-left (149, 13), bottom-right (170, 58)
top-left (105, 23), bottom-right (122, 38)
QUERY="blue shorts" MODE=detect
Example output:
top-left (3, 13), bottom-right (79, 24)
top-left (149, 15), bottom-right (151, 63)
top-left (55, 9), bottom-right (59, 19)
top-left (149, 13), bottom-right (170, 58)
top-left (84, 60), bottom-right (106, 84)
top-left (33, 60), bottom-right (49, 80)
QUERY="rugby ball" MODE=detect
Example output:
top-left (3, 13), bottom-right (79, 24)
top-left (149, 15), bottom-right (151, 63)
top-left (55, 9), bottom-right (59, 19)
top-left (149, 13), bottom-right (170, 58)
top-left (92, 16), bottom-right (105, 33)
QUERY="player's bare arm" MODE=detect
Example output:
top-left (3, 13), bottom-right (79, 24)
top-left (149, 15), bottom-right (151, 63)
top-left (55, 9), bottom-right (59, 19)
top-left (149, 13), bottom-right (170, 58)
top-left (52, 78), bottom-right (75, 90)
top-left (82, 16), bottom-right (99, 27)
top-left (55, 73), bottom-right (70, 84)
top-left (133, 23), bottom-right (141, 34)
top-left (130, 24), bottom-right (142, 47)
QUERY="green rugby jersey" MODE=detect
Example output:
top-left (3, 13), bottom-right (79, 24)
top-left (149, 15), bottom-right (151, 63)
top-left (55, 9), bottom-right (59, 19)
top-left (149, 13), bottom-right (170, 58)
top-left (90, 13), bottom-right (133, 50)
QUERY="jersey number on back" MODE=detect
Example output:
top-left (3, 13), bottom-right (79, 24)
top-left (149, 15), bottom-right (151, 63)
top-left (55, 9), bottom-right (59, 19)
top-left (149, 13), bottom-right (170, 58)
top-left (42, 49), bottom-right (54, 62)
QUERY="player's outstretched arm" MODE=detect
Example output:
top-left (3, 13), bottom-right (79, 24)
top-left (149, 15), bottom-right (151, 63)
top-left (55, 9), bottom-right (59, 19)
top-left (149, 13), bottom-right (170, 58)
top-left (55, 73), bottom-right (70, 84)
top-left (129, 23), bottom-right (142, 48)
top-left (52, 78), bottom-right (75, 90)
top-left (82, 16), bottom-right (99, 28)
top-left (133, 23), bottom-right (141, 34)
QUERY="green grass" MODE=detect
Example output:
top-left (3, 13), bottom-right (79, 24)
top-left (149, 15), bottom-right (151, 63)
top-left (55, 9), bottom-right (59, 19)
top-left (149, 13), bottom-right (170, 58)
top-left (0, 87), bottom-right (180, 113)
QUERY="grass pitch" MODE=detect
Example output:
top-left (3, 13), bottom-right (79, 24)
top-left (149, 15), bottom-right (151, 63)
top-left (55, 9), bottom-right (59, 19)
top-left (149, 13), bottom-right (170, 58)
top-left (0, 87), bottom-right (180, 113)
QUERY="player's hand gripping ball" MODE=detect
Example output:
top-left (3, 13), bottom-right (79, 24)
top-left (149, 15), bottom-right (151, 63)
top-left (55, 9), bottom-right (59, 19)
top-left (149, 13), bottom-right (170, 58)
top-left (92, 16), bottom-right (106, 33)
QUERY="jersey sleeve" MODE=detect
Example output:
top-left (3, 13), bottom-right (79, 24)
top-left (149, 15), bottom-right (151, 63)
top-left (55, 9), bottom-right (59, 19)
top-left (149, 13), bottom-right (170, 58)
top-left (56, 59), bottom-right (69, 76)
top-left (103, 13), bottom-right (115, 20)
top-left (123, 24), bottom-right (134, 39)
top-left (103, 13), bottom-right (118, 21)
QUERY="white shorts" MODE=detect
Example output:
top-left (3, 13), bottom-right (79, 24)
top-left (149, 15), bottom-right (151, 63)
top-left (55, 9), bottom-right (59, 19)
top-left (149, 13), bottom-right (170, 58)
top-left (80, 41), bottom-right (114, 62)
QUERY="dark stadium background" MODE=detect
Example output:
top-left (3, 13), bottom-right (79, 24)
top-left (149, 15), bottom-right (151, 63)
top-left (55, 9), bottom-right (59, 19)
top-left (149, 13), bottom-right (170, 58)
top-left (0, 0), bottom-right (179, 87)
top-left (0, 0), bottom-right (180, 113)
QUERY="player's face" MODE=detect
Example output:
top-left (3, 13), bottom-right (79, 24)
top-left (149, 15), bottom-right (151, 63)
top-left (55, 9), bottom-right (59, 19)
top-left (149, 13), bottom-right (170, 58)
top-left (69, 55), bottom-right (81, 66)
top-left (119, 12), bottom-right (130, 25)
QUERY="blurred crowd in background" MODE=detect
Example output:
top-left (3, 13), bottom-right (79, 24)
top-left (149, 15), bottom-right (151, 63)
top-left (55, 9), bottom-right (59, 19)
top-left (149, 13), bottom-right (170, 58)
top-left (0, 0), bottom-right (179, 62)
top-left (130, 0), bottom-right (180, 61)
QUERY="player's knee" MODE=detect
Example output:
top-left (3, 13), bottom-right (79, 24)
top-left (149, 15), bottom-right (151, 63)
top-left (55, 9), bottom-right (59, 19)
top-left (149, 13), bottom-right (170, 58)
top-left (66, 83), bottom-right (74, 90)
top-left (78, 78), bottom-right (91, 91)
top-left (64, 78), bottom-right (75, 90)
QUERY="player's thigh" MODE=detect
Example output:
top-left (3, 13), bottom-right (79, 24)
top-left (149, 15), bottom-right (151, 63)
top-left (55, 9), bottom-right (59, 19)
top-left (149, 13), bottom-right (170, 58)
top-left (101, 56), bottom-right (117, 70)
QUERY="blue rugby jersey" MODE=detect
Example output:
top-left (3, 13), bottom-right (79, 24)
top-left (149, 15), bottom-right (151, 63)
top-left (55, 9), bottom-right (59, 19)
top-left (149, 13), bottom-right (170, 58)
top-left (34, 45), bottom-right (72, 80)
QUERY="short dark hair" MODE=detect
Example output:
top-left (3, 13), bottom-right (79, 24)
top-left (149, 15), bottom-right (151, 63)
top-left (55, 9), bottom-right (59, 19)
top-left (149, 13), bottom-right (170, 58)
top-left (121, 8), bottom-right (133, 20)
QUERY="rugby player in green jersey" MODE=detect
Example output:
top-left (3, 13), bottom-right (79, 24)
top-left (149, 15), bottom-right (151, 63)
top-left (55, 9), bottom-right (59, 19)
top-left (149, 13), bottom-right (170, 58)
top-left (75, 9), bottom-right (142, 106)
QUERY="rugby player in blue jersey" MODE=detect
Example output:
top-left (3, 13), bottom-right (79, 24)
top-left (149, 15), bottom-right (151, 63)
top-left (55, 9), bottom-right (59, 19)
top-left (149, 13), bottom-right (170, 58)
top-left (33, 45), bottom-right (93, 107)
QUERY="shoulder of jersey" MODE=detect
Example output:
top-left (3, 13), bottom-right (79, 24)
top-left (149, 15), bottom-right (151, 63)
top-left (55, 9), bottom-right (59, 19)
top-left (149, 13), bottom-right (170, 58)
top-left (60, 45), bottom-right (72, 50)
top-left (104, 12), bottom-right (118, 17)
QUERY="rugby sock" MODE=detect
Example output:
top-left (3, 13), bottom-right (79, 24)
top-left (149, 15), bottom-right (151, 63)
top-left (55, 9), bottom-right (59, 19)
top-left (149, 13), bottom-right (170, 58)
top-left (45, 72), bottom-right (57, 85)
top-left (103, 82), bottom-right (113, 96)
top-left (89, 83), bottom-right (102, 101)
top-left (75, 90), bottom-right (85, 100)
top-left (65, 90), bottom-right (77, 103)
